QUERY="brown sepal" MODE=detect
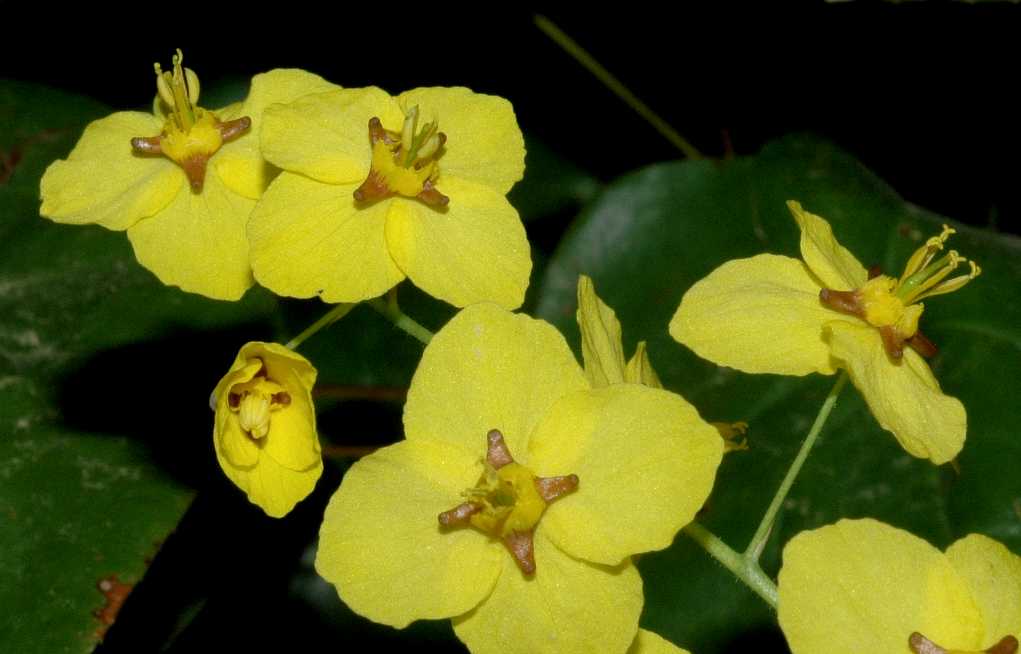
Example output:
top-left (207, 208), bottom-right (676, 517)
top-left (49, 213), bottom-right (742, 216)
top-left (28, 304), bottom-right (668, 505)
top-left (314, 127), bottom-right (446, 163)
top-left (503, 530), bottom-right (536, 575)
top-left (486, 429), bottom-right (514, 469)
top-left (535, 474), bottom-right (579, 503)
top-left (438, 502), bottom-right (482, 528)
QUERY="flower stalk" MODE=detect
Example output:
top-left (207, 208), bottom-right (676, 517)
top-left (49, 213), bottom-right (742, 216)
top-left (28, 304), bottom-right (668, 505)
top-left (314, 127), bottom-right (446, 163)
top-left (285, 302), bottom-right (356, 350)
top-left (745, 371), bottom-right (848, 562)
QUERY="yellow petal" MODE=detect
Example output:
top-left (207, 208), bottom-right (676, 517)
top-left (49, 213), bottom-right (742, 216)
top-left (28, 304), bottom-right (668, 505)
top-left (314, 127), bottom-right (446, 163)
top-left (316, 439), bottom-right (502, 627)
top-left (384, 176), bottom-right (531, 309)
top-left (778, 518), bottom-right (984, 654)
top-left (452, 534), bottom-right (642, 654)
top-left (261, 87), bottom-right (404, 185)
top-left (945, 534), bottom-right (1021, 646)
top-left (212, 342), bottom-right (322, 516)
top-left (787, 201), bottom-right (868, 291)
top-left (670, 254), bottom-right (842, 376)
top-left (126, 172), bottom-right (254, 300)
top-left (528, 385), bottom-right (722, 565)
top-left (824, 320), bottom-right (966, 464)
top-left (40, 111), bottom-right (183, 230)
top-left (576, 275), bottom-right (626, 388)
top-left (212, 69), bottom-right (337, 199)
top-left (228, 450), bottom-right (321, 518)
top-left (403, 304), bottom-right (587, 460)
top-left (397, 87), bottom-right (525, 194)
top-left (624, 341), bottom-right (663, 388)
top-left (248, 172), bottom-right (405, 302)
top-left (247, 341), bottom-right (317, 391)
top-left (628, 629), bottom-right (691, 654)
top-left (214, 405), bottom-right (259, 468)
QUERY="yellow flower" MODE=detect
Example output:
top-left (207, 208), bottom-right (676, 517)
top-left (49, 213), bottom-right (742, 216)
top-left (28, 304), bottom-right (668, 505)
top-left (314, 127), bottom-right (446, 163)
top-left (777, 518), bottom-right (1020, 654)
top-left (315, 304), bottom-right (723, 654)
top-left (247, 86), bottom-right (531, 309)
top-left (40, 50), bottom-right (335, 300)
top-left (577, 275), bottom-right (662, 388)
top-left (211, 342), bottom-right (322, 517)
top-left (670, 201), bottom-right (980, 464)
top-left (580, 275), bottom-right (747, 451)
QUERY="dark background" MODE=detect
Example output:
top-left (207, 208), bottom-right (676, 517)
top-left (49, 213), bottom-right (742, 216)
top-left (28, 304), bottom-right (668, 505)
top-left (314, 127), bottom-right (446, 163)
top-left (5, 4), bottom-right (1019, 652)
top-left (5, 5), bottom-right (1020, 236)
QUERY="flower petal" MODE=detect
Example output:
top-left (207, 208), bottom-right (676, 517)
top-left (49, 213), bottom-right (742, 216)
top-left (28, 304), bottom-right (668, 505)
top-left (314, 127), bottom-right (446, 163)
top-left (226, 449), bottom-right (321, 518)
top-left (670, 254), bottom-right (843, 376)
top-left (628, 629), bottom-right (691, 654)
top-left (248, 172), bottom-right (405, 302)
top-left (397, 87), bottom-right (525, 194)
top-left (945, 534), bottom-right (1021, 646)
top-left (40, 111), bottom-right (183, 230)
top-left (452, 534), bottom-right (642, 654)
top-left (126, 173), bottom-right (254, 300)
top-left (787, 201), bottom-right (868, 291)
top-left (404, 304), bottom-right (587, 459)
top-left (255, 343), bottom-right (320, 472)
top-left (214, 405), bottom-right (259, 468)
top-left (213, 68), bottom-right (338, 199)
top-left (384, 176), bottom-right (531, 309)
top-left (528, 385), bottom-right (722, 565)
top-left (576, 275), bottom-right (626, 388)
top-left (777, 519), bottom-right (984, 654)
top-left (824, 320), bottom-right (966, 464)
top-left (315, 439), bottom-right (502, 628)
top-left (624, 341), bottom-right (663, 388)
top-left (261, 87), bottom-right (404, 185)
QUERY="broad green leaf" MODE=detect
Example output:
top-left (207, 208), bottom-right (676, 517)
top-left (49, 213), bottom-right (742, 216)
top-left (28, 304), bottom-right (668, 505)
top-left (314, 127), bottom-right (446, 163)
top-left (535, 134), bottom-right (1021, 653)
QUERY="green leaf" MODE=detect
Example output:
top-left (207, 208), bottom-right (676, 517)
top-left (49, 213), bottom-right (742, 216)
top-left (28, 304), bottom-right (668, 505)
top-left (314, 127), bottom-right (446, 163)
top-left (0, 81), bottom-right (282, 653)
top-left (534, 134), bottom-right (1021, 653)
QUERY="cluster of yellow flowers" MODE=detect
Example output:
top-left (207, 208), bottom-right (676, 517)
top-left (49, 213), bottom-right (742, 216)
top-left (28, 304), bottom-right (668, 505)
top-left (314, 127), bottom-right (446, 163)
top-left (40, 51), bottom-right (1017, 654)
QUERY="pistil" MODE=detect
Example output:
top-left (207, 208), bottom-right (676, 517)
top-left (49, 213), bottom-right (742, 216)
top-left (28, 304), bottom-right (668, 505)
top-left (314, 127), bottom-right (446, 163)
top-left (438, 429), bottom-right (578, 575)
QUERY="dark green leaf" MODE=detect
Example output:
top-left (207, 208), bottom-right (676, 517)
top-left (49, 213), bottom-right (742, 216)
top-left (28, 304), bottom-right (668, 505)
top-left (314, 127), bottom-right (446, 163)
top-left (535, 134), bottom-right (1021, 653)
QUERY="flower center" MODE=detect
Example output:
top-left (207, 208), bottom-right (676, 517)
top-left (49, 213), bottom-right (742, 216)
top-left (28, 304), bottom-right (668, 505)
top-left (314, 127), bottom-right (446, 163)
top-left (819, 225), bottom-right (980, 360)
top-left (228, 362), bottom-right (291, 440)
top-left (909, 631), bottom-right (1018, 654)
top-left (130, 49), bottom-right (251, 193)
top-left (438, 429), bottom-right (578, 575)
top-left (353, 105), bottom-right (449, 207)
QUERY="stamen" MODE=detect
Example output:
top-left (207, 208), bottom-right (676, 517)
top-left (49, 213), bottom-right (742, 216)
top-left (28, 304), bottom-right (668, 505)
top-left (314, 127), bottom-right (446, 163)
top-left (437, 430), bottom-right (580, 575)
top-left (401, 105), bottom-right (418, 155)
top-left (503, 530), bottom-right (536, 575)
top-left (909, 632), bottom-right (1019, 654)
top-left (486, 429), bottom-right (514, 469)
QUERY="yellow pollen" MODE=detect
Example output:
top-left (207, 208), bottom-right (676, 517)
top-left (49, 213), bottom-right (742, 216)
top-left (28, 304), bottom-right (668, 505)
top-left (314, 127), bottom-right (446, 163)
top-left (466, 462), bottom-right (547, 538)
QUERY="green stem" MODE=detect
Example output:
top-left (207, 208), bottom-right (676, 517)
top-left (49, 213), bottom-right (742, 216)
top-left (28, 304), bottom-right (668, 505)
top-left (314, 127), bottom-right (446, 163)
top-left (285, 303), bottom-right (356, 350)
top-left (684, 521), bottom-right (778, 609)
top-left (534, 15), bottom-right (703, 160)
top-left (744, 371), bottom-right (849, 562)
top-left (367, 297), bottom-right (434, 345)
